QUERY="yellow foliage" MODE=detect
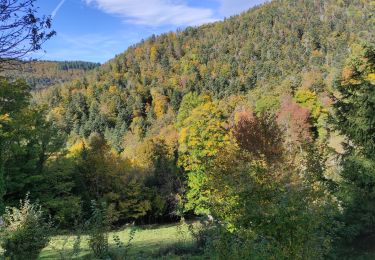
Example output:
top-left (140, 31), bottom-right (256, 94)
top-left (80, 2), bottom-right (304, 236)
top-left (0, 113), bottom-right (10, 122)
top-left (178, 102), bottom-right (230, 172)
top-left (109, 85), bottom-right (118, 94)
top-left (169, 76), bottom-right (179, 88)
top-left (158, 125), bottom-right (179, 151)
top-left (51, 106), bottom-right (64, 115)
top-left (150, 46), bottom-right (158, 63)
top-left (67, 140), bottom-right (85, 158)
top-left (0, 114), bottom-right (10, 131)
top-left (151, 89), bottom-right (168, 119)
top-left (295, 89), bottom-right (324, 120)
top-left (367, 73), bottom-right (375, 85)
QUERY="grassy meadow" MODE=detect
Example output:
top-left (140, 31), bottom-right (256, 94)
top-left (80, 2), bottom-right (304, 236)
top-left (39, 223), bottom-right (197, 259)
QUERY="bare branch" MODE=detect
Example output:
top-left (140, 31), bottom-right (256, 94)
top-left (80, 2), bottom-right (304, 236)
top-left (0, 0), bottom-right (55, 71)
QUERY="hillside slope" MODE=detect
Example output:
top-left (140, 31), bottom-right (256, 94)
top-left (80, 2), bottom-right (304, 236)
top-left (100, 0), bottom-right (373, 97)
top-left (42, 0), bottom-right (374, 151)
top-left (1, 60), bottom-right (100, 89)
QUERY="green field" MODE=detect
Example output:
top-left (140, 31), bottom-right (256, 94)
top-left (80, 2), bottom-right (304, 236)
top-left (39, 223), bottom-right (197, 260)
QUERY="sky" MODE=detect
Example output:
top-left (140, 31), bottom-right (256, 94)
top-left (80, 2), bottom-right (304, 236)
top-left (35, 0), bottom-right (267, 63)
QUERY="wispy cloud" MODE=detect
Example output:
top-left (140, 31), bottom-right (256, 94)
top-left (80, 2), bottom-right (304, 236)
top-left (52, 0), bottom-right (67, 18)
top-left (50, 33), bottom-right (123, 61)
top-left (218, 0), bottom-right (267, 17)
top-left (84, 0), bottom-right (218, 26)
top-left (40, 31), bottom-right (148, 62)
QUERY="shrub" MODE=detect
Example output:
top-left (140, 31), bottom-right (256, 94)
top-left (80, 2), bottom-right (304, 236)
top-left (86, 201), bottom-right (112, 259)
top-left (0, 196), bottom-right (52, 260)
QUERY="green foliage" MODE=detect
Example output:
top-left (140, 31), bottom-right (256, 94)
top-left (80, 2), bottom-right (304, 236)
top-left (333, 43), bottom-right (375, 242)
top-left (338, 156), bottom-right (375, 239)
top-left (178, 101), bottom-right (230, 214)
top-left (176, 92), bottom-right (208, 128)
top-left (0, 196), bottom-right (51, 260)
top-left (294, 89), bottom-right (323, 121)
top-left (141, 138), bottom-right (183, 222)
top-left (39, 0), bottom-right (375, 158)
top-left (112, 227), bottom-right (138, 259)
top-left (57, 61), bottom-right (101, 71)
top-left (1, 61), bottom-right (99, 89)
top-left (0, 78), bottom-right (31, 213)
top-left (334, 43), bottom-right (375, 156)
top-left (203, 122), bottom-right (338, 259)
top-left (255, 95), bottom-right (280, 114)
top-left (86, 201), bottom-right (112, 259)
top-left (3, 107), bottom-right (66, 210)
top-left (70, 134), bottom-right (152, 223)
top-left (36, 157), bottom-right (82, 229)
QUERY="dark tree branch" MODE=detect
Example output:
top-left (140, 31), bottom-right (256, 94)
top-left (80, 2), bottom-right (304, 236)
top-left (0, 0), bottom-right (55, 71)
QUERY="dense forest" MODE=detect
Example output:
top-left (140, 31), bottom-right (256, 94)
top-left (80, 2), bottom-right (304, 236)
top-left (0, 60), bottom-right (100, 89)
top-left (1, 0), bottom-right (375, 258)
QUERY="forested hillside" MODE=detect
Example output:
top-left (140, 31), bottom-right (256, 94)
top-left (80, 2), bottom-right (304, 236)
top-left (42, 0), bottom-right (374, 146)
top-left (1, 60), bottom-right (100, 89)
top-left (1, 0), bottom-right (375, 258)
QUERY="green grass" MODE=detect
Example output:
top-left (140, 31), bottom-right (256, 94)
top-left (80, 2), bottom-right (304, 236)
top-left (39, 223), bottom-right (197, 259)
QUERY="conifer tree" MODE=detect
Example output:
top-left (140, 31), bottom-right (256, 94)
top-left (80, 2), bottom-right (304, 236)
top-left (333, 43), bottom-right (375, 241)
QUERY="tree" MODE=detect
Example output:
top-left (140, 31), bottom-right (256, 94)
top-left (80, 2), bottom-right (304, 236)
top-left (0, 78), bottom-right (68, 216)
top-left (141, 138), bottom-right (183, 222)
top-left (0, 77), bottom-right (30, 212)
top-left (233, 111), bottom-right (284, 164)
top-left (204, 117), bottom-right (337, 259)
top-left (1, 196), bottom-right (52, 260)
top-left (332, 43), bottom-right (375, 242)
top-left (35, 156), bottom-right (82, 229)
top-left (3, 106), bottom-right (65, 207)
top-left (71, 133), bottom-right (152, 223)
top-left (176, 92), bottom-right (209, 128)
top-left (277, 96), bottom-right (312, 147)
top-left (178, 101), bottom-right (230, 214)
top-left (0, 0), bottom-right (55, 70)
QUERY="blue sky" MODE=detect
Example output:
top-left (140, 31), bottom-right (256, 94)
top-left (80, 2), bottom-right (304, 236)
top-left (35, 0), bottom-right (267, 63)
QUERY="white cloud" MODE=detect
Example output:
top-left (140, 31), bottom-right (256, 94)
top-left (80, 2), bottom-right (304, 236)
top-left (52, 0), bottom-right (67, 18)
top-left (219, 0), bottom-right (267, 17)
top-left (84, 0), bottom-right (218, 26)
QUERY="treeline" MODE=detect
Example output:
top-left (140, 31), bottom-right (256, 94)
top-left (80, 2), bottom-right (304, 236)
top-left (0, 60), bottom-right (100, 89)
top-left (57, 61), bottom-right (101, 71)
top-left (0, 81), bottom-right (182, 226)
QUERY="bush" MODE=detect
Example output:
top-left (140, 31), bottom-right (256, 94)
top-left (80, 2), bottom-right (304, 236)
top-left (0, 196), bottom-right (52, 260)
top-left (86, 201), bottom-right (112, 259)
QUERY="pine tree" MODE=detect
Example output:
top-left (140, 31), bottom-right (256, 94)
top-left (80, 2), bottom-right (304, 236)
top-left (333, 43), bottom-right (375, 241)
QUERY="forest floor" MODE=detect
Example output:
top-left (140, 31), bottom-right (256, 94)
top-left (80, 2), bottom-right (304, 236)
top-left (39, 222), bottom-right (200, 259)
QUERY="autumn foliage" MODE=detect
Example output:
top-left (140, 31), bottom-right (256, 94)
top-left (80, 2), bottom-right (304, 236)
top-left (277, 96), bottom-right (312, 145)
top-left (233, 110), bottom-right (284, 163)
